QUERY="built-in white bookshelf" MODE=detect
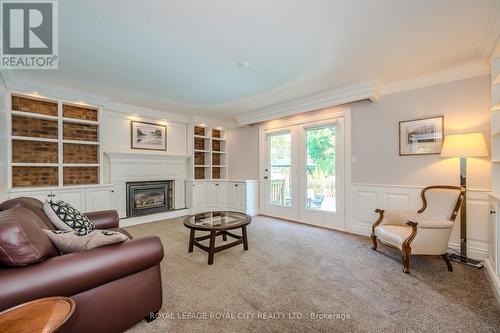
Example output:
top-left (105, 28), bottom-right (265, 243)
top-left (8, 92), bottom-right (103, 189)
top-left (189, 124), bottom-right (227, 180)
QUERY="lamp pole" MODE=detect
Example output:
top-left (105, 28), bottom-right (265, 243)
top-left (448, 157), bottom-right (483, 267)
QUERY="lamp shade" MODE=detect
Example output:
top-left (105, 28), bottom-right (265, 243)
top-left (440, 133), bottom-right (488, 158)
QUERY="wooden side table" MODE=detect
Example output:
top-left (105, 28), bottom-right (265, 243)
top-left (0, 297), bottom-right (75, 333)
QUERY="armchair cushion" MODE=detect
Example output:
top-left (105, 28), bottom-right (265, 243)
top-left (375, 225), bottom-right (411, 248)
top-left (375, 222), bottom-right (454, 255)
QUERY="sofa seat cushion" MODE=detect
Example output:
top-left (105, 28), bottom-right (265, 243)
top-left (44, 200), bottom-right (95, 235)
top-left (0, 208), bottom-right (58, 267)
top-left (44, 229), bottom-right (129, 254)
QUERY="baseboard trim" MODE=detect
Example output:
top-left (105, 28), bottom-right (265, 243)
top-left (484, 259), bottom-right (500, 304)
top-left (120, 209), bottom-right (190, 227)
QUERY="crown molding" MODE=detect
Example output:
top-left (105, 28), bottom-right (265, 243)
top-left (234, 80), bottom-right (380, 126)
top-left (380, 60), bottom-right (490, 96)
top-left (0, 70), bottom-right (111, 106)
top-left (190, 114), bottom-right (238, 129)
top-left (106, 101), bottom-right (191, 124)
top-left (478, 0), bottom-right (500, 59)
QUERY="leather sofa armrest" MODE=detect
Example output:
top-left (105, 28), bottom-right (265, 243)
top-left (0, 236), bottom-right (164, 311)
top-left (85, 210), bottom-right (119, 229)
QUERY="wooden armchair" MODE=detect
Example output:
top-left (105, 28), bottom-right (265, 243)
top-left (371, 185), bottom-right (465, 274)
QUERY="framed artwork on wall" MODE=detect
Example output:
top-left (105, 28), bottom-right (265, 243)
top-left (130, 121), bottom-right (167, 151)
top-left (399, 116), bottom-right (444, 156)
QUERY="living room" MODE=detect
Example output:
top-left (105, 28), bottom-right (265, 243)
top-left (0, 1), bottom-right (499, 332)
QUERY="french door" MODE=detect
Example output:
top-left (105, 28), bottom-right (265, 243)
top-left (263, 117), bottom-right (345, 229)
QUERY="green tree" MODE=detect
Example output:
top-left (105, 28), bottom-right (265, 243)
top-left (307, 127), bottom-right (335, 176)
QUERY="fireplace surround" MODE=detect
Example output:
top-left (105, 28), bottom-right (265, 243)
top-left (126, 180), bottom-right (174, 217)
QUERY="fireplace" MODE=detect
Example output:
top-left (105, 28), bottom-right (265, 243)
top-left (126, 180), bottom-right (174, 217)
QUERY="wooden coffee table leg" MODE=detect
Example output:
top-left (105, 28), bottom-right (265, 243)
top-left (208, 231), bottom-right (216, 265)
top-left (242, 226), bottom-right (248, 250)
top-left (188, 229), bottom-right (194, 253)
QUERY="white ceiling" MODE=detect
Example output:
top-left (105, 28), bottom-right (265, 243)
top-left (3, 0), bottom-right (499, 121)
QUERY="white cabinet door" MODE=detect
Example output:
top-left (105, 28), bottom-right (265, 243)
top-left (8, 190), bottom-right (50, 202)
top-left (228, 183), bottom-right (239, 209)
top-left (112, 184), bottom-right (126, 218)
top-left (217, 182), bottom-right (228, 207)
top-left (85, 187), bottom-right (113, 212)
top-left (193, 183), bottom-right (207, 209)
top-left (206, 183), bottom-right (218, 208)
top-left (490, 203), bottom-right (498, 274)
top-left (236, 183), bottom-right (247, 211)
top-left (174, 179), bottom-right (186, 209)
top-left (53, 189), bottom-right (86, 212)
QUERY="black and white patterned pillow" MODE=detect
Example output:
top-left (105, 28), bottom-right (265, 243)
top-left (43, 200), bottom-right (95, 236)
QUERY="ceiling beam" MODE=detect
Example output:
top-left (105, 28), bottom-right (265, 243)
top-left (234, 80), bottom-right (381, 126)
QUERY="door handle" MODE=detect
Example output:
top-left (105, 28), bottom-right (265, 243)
top-left (263, 176), bottom-right (268, 179)
top-left (490, 209), bottom-right (496, 215)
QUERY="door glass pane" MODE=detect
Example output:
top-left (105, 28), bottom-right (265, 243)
top-left (305, 126), bottom-right (336, 212)
top-left (269, 132), bottom-right (292, 207)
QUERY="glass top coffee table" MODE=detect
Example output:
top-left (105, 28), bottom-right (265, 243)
top-left (183, 211), bottom-right (251, 265)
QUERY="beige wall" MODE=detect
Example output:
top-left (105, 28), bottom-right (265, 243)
top-left (351, 74), bottom-right (491, 189)
top-left (227, 126), bottom-right (260, 180)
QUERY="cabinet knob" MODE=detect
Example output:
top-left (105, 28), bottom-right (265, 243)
top-left (193, 184), bottom-right (195, 187)
top-left (490, 209), bottom-right (496, 215)
top-left (111, 190), bottom-right (114, 193)
top-left (215, 184), bottom-right (219, 186)
top-left (235, 184), bottom-right (238, 187)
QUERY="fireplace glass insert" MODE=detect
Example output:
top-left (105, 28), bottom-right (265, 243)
top-left (126, 180), bottom-right (174, 217)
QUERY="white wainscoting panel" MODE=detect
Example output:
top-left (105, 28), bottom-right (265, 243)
top-left (350, 183), bottom-right (489, 260)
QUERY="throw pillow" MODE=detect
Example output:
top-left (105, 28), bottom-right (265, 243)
top-left (0, 208), bottom-right (58, 267)
top-left (43, 200), bottom-right (95, 235)
top-left (43, 229), bottom-right (128, 253)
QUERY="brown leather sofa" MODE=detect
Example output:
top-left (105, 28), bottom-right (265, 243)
top-left (0, 197), bottom-right (164, 333)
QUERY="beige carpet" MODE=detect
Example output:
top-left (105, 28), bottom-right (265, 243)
top-left (125, 215), bottom-right (500, 333)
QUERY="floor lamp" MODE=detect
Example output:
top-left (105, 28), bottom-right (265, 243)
top-left (440, 133), bottom-right (488, 267)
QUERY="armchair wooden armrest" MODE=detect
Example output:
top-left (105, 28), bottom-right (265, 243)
top-left (370, 209), bottom-right (384, 250)
top-left (372, 209), bottom-right (384, 229)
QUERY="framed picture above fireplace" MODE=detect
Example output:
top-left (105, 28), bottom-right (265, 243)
top-left (131, 121), bottom-right (167, 151)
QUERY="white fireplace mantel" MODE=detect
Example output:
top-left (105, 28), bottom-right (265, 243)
top-left (103, 151), bottom-right (187, 217)
top-left (104, 151), bottom-right (188, 162)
